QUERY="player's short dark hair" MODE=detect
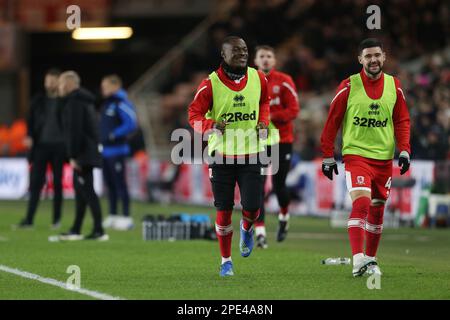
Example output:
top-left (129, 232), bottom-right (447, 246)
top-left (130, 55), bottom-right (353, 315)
top-left (45, 68), bottom-right (61, 77)
top-left (221, 36), bottom-right (244, 48)
top-left (255, 45), bottom-right (275, 55)
top-left (358, 38), bottom-right (383, 54)
top-left (103, 74), bottom-right (123, 87)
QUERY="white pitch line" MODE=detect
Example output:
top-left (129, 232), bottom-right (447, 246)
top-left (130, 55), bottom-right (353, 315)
top-left (0, 264), bottom-right (125, 300)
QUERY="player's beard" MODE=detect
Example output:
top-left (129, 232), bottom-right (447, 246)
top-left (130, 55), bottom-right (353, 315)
top-left (365, 62), bottom-right (382, 77)
top-left (222, 61), bottom-right (247, 80)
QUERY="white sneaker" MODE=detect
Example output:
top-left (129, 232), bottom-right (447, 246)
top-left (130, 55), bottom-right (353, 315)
top-left (352, 257), bottom-right (377, 277)
top-left (97, 234), bottom-right (110, 241)
top-left (113, 217), bottom-right (134, 231)
top-left (58, 233), bottom-right (84, 241)
top-left (103, 215), bottom-right (118, 229)
top-left (366, 257), bottom-right (382, 276)
top-left (85, 232), bottom-right (110, 241)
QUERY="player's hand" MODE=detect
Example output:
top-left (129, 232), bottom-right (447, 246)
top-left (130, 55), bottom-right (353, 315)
top-left (70, 159), bottom-right (81, 172)
top-left (256, 122), bottom-right (268, 140)
top-left (213, 120), bottom-right (227, 135)
top-left (398, 151), bottom-right (410, 175)
top-left (322, 157), bottom-right (338, 180)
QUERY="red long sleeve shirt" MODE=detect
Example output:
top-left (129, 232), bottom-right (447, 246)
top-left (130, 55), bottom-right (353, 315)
top-left (265, 69), bottom-right (300, 143)
top-left (188, 66), bottom-right (270, 133)
top-left (320, 70), bottom-right (411, 159)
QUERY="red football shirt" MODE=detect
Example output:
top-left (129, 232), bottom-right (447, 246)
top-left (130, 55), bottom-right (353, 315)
top-left (265, 69), bottom-right (300, 144)
top-left (320, 69), bottom-right (411, 161)
top-left (188, 65), bottom-right (270, 133)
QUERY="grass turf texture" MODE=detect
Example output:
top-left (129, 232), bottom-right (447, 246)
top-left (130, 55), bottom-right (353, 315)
top-left (0, 199), bottom-right (449, 300)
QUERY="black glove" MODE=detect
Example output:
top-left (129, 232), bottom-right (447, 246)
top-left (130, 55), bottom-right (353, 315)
top-left (398, 151), bottom-right (410, 175)
top-left (322, 158), bottom-right (338, 180)
top-left (213, 120), bottom-right (227, 135)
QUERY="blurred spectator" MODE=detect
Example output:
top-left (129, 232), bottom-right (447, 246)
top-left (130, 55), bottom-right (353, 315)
top-left (18, 68), bottom-right (65, 229)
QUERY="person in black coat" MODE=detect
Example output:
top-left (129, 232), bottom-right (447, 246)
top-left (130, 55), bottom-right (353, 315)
top-left (57, 70), bottom-right (108, 241)
top-left (18, 68), bottom-right (66, 229)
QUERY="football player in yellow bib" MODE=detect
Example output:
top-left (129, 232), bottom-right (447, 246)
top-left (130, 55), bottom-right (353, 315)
top-left (320, 38), bottom-right (411, 277)
top-left (188, 36), bottom-right (270, 277)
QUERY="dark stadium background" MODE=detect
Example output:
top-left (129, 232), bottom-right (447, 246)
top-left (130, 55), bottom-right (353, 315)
top-left (1, 0), bottom-right (448, 161)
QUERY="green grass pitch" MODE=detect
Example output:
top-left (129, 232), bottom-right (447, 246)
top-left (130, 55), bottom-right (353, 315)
top-left (0, 199), bottom-right (449, 299)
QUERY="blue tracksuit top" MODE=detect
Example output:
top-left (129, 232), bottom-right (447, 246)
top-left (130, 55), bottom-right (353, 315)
top-left (100, 89), bottom-right (137, 158)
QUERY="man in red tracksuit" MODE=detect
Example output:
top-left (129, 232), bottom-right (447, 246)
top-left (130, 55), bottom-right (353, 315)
top-left (320, 38), bottom-right (411, 277)
top-left (253, 45), bottom-right (300, 248)
top-left (188, 36), bottom-right (270, 276)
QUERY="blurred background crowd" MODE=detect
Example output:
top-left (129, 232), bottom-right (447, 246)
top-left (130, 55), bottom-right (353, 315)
top-left (0, 0), bottom-right (448, 161)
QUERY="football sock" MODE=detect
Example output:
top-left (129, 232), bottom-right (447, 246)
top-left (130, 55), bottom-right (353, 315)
top-left (348, 197), bottom-right (371, 256)
top-left (221, 256), bottom-right (232, 264)
top-left (278, 213), bottom-right (290, 222)
top-left (365, 205), bottom-right (384, 257)
top-left (215, 210), bottom-right (233, 259)
top-left (242, 209), bottom-right (260, 231)
top-left (280, 206), bottom-right (289, 216)
top-left (255, 225), bottom-right (266, 237)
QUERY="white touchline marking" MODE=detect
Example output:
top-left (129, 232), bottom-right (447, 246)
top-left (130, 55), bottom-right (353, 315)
top-left (0, 264), bottom-right (125, 300)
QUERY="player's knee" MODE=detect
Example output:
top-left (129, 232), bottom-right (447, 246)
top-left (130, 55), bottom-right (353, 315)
top-left (351, 196), bottom-right (371, 216)
top-left (215, 203), bottom-right (233, 212)
top-left (242, 207), bottom-right (259, 214)
top-left (242, 208), bottom-right (260, 222)
top-left (350, 190), bottom-right (371, 202)
top-left (241, 196), bottom-right (261, 214)
top-left (216, 209), bottom-right (232, 226)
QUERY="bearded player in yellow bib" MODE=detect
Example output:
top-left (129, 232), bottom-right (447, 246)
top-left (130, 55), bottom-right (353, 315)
top-left (188, 36), bottom-right (270, 276)
top-left (320, 38), bottom-right (411, 277)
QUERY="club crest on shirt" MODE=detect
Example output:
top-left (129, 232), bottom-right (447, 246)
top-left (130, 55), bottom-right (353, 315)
top-left (356, 176), bottom-right (365, 185)
top-left (273, 85), bottom-right (280, 94)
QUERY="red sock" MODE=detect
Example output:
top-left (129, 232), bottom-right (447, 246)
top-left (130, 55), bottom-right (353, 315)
top-left (215, 210), bottom-right (233, 258)
top-left (242, 209), bottom-right (260, 231)
top-left (365, 205), bottom-right (384, 257)
top-left (280, 206), bottom-right (289, 215)
top-left (348, 197), bottom-right (371, 256)
top-left (254, 220), bottom-right (265, 228)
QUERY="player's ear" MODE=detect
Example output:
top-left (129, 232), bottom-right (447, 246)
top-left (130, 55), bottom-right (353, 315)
top-left (382, 51), bottom-right (386, 63)
top-left (358, 54), bottom-right (363, 65)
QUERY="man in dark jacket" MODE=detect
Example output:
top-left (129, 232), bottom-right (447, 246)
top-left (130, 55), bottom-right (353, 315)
top-left (19, 68), bottom-right (65, 229)
top-left (100, 74), bottom-right (137, 231)
top-left (57, 71), bottom-right (108, 241)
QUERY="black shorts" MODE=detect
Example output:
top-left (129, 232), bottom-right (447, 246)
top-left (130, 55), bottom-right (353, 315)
top-left (209, 162), bottom-right (263, 212)
top-left (262, 143), bottom-right (293, 167)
